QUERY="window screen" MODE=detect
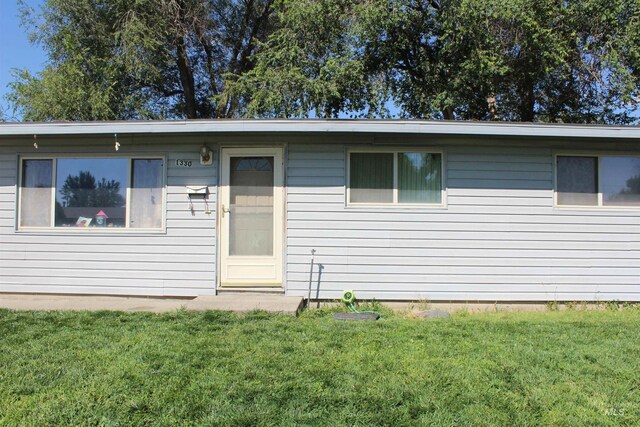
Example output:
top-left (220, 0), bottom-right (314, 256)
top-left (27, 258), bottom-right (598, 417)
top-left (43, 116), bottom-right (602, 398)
top-left (556, 156), bottom-right (598, 206)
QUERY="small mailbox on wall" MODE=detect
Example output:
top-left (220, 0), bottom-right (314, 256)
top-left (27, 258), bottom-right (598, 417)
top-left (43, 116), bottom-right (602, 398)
top-left (186, 186), bottom-right (211, 214)
top-left (186, 186), bottom-right (209, 197)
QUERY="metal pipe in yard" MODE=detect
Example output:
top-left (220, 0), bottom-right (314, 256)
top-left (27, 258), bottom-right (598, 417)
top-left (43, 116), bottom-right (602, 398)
top-left (307, 249), bottom-right (316, 309)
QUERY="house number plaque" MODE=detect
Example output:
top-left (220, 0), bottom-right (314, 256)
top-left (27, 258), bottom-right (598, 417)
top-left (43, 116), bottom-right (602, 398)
top-left (175, 159), bottom-right (193, 167)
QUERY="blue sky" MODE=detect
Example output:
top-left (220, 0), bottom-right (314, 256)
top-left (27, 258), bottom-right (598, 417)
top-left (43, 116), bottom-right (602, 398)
top-left (0, 1), bottom-right (45, 121)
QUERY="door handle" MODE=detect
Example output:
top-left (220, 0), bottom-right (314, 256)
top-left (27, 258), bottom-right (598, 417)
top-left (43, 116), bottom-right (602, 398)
top-left (221, 204), bottom-right (230, 217)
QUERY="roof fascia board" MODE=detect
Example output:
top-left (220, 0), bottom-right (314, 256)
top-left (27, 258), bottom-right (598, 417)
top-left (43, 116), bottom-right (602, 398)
top-left (0, 120), bottom-right (639, 139)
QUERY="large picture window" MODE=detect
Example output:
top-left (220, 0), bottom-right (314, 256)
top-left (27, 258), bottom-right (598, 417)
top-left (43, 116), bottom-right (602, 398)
top-left (348, 150), bottom-right (443, 206)
top-left (556, 154), bottom-right (640, 207)
top-left (19, 157), bottom-right (165, 230)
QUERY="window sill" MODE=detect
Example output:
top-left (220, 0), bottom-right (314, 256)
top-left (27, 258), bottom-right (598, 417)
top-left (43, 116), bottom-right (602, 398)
top-left (553, 205), bottom-right (640, 212)
top-left (345, 203), bottom-right (447, 211)
top-left (15, 228), bottom-right (167, 235)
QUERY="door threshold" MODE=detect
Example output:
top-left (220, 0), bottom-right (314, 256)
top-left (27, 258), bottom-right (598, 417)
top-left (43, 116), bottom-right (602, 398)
top-left (217, 287), bottom-right (285, 295)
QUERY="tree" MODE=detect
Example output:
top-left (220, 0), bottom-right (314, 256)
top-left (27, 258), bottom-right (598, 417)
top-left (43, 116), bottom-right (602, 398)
top-left (358, 0), bottom-right (640, 122)
top-left (220, 0), bottom-right (388, 118)
top-left (224, 0), bottom-right (639, 122)
top-left (8, 0), bottom-right (277, 120)
top-left (529, 0), bottom-right (640, 123)
top-left (60, 171), bottom-right (124, 207)
top-left (7, 0), bottom-right (640, 123)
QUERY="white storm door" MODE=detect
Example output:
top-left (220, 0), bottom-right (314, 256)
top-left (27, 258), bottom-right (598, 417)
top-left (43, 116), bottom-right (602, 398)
top-left (219, 148), bottom-right (283, 286)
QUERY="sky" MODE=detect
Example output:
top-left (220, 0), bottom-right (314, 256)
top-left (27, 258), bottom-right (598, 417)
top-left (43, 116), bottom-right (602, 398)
top-left (0, 0), bottom-right (45, 121)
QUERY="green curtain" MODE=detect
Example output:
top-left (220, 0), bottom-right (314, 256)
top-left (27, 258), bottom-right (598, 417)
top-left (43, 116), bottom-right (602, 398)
top-left (398, 153), bottom-right (442, 203)
top-left (350, 153), bottom-right (393, 203)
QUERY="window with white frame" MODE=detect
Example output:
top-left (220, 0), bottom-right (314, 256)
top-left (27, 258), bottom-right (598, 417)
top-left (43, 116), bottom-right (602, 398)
top-left (556, 155), bottom-right (640, 207)
top-left (19, 157), bottom-right (164, 229)
top-left (347, 150), bottom-right (443, 205)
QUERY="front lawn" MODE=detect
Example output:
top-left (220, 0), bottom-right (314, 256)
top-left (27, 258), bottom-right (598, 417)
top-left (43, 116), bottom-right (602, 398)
top-left (0, 307), bottom-right (638, 426)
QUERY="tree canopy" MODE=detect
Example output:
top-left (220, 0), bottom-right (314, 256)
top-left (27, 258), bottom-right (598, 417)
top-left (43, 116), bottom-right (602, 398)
top-left (7, 0), bottom-right (640, 123)
top-left (9, 0), bottom-right (276, 120)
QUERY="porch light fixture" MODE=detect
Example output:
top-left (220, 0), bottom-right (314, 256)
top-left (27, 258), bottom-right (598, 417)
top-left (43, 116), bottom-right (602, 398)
top-left (200, 143), bottom-right (213, 165)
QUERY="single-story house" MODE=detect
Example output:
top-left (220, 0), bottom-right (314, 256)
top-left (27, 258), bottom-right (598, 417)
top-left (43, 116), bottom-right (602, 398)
top-left (1, 119), bottom-right (639, 302)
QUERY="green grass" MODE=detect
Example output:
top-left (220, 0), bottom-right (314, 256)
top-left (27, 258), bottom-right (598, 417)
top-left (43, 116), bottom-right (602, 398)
top-left (1, 308), bottom-right (639, 426)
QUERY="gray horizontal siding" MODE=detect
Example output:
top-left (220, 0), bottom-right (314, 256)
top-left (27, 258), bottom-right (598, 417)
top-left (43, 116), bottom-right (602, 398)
top-left (4, 134), bottom-right (640, 301)
top-left (285, 142), bottom-right (640, 301)
top-left (0, 139), bottom-right (217, 296)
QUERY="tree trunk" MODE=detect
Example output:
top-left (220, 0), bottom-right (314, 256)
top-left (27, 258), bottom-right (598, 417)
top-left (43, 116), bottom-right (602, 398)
top-left (218, 0), bottom-right (274, 118)
top-left (175, 37), bottom-right (198, 119)
top-left (442, 106), bottom-right (454, 120)
top-left (487, 95), bottom-right (498, 121)
top-left (519, 79), bottom-right (535, 122)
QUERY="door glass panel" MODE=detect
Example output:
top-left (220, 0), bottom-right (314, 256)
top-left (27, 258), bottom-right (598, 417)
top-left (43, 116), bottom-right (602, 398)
top-left (229, 156), bottom-right (274, 256)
